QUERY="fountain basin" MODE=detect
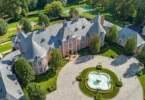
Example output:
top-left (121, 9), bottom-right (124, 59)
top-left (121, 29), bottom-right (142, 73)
top-left (87, 72), bottom-right (111, 90)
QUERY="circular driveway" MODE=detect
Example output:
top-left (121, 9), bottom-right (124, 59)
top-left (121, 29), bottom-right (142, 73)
top-left (46, 55), bottom-right (143, 100)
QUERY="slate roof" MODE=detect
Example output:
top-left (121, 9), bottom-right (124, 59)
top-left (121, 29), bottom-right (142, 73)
top-left (119, 26), bottom-right (145, 47)
top-left (14, 14), bottom-right (106, 61)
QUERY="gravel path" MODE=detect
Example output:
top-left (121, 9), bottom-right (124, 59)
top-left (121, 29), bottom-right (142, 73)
top-left (46, 55), bottom-right (143, 100)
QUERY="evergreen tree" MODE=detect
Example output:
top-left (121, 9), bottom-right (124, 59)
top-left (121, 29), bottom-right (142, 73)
top-left (27, 83), bottom-right (46, 100)
top-left (124, 36), bottom-right (136, 56)
top-left (14, 57), bottom-right (35, 86)
top-left (21, 9), bottom-right (27, 17)
top-left (0, 18), bottom-right (8, 36)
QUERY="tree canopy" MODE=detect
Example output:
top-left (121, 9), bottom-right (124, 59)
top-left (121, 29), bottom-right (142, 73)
top-left (0, 18), bottom-right (8, 36)
top-left (44, 1), bottom-right (63, 17)
top-left (27, 83), bottom-right (46, 100)
top-left (137, 45), bottom-right (145, 64)
top-left (124, 36), bottom-right (136, 56)
top-left (50, 49), bottom-right (63, 70)
top-left (38, 14), bottom-right (49, 27)
top-left (14, 57), bottom-right (35, 86)
top-left (20, 18), bottom-right (32, 33)
top-left (69, 7), bottom-right (79, 17)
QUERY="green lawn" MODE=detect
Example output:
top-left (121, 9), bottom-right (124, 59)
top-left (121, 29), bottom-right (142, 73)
top-left (78, 43), bottom-right (124, 58)
top-left (79, 67), bottom-right (120, 99)
top-left (23, 60), bottom-right (67, 100)
top-left (0, 42), bottom-right (12, 53)
top-left (138, 67), bottom-right (145, 99)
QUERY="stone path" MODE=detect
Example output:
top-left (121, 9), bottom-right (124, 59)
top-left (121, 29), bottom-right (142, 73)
top-left (46, 55), bottom-right (143, 100)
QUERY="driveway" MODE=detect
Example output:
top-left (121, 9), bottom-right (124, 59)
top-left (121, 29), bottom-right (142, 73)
top-left (46, 55), bottom-right (143, 100)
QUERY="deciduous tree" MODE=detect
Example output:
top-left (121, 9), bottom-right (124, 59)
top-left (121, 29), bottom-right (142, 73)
top-left (0, 19), bottom-right (8, 36)
top-left (38, 14), bottom-right (49, 26)
top-left (137, 45), bottom-right (145, 64)
top-left (20, 18), bottom-right (32, 33)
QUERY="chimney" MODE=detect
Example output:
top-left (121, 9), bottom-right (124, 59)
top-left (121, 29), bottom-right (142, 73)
top-left (42, 22), bottom-right (46, 30)
top-left (63, 19), bottom-right (67, 27)
top-left (101, 16), bottom-right (104, 26)
top-left (17, 38), bottom-right (23, 54)
top-left (17, 25), bottom-right (22, 33)
top-left (72, 12), bottom-right (79, 21)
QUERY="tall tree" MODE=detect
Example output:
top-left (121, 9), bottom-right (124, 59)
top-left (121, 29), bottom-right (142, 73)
top-left (54, 0), bottom-right (67, 6)
top-left (124, 36), bottom-right (136, 56)
top-left (0, 18), bottom-right (8, 36)
top-left (137, 45), bottom-right (145, 64)
top-left (20, 18), bottom-right (32, 33)
top-left (44, 1), bottom-right (63, 17)
top-left (106, 25), bottom-right (118, 43)
top-left (50, 49), bottom-right (63, 70)
top-left (89, 35), bottom-right (100, 53)
top-left (69, 7), bottom-right (79, 17)
top-left (27, 83), bottom-right (46, 100)
top-left (28, 0), bottom-right (38, 11)
top-left (14, 57), bottom-right (35, 86)
top-left (38, 14), bottom-right (49, 27)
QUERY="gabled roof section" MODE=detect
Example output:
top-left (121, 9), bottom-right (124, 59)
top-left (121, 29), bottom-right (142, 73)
top-left (22, 40), bottom-right (46, 61)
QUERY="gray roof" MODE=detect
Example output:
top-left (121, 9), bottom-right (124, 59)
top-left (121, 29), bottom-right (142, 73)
top-left (0, 50), bottom-right (25, 100)
top-left (143, 26), bottom-right (145, 32)
top-left (119, 26), bottom-right (145, 47)
top-left (14, 14), bottom-right (106, 61)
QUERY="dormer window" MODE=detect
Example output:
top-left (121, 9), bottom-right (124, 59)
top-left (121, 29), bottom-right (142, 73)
top-left (82, 26), bottom-right (85, 29)
top-left (75, 28), bottom-right (78, 32)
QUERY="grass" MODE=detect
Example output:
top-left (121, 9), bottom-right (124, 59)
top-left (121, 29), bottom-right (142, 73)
top-left (138, 67), bottom-right (145, 99)
top-left (0, 42), bottom-right (12, 53)
top-left (23, 60), bottom-right (68, 100)
top-left (79, 67), bottom-right (120, 99)
top-left (78, 43), bottom-right (124, 58)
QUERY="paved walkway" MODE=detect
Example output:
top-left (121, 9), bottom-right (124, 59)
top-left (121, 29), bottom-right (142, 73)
top-left (46, 55), bottom-right (143, 100)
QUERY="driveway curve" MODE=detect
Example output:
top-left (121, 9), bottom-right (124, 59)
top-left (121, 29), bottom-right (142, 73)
top-left (46, 55), bottom-right (143, 100)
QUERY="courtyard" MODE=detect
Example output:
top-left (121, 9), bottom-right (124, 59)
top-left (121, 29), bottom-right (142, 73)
top-left (46, 55), bottom-right (143, 100)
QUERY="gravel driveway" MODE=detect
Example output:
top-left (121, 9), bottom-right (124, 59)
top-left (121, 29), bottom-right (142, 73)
top-left (46, 55), bottom-right (143, 100)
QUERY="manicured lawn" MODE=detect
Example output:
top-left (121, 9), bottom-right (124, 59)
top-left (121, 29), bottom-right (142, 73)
top-left (0, 42), bottom-right (12, 53)
top-left (138, 67), bottom-right (145, 99)
top-left (78, 43), bottom-right (124, 58)
top-left (78, 67), bottom-right (120, 99)
top-left (23, 60), bottom-right (67, 100)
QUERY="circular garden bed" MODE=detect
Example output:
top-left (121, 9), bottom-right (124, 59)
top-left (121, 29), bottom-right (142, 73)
top-left (76, 67), bottom-right (122, 100)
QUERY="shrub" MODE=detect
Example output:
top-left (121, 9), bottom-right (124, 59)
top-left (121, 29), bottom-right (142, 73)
top-left (76, 75), bottom-right (82, 81)
top-left (116, 81), bottom-right (123, 87)
top-left (136, 71), bottom-right (143, 76)
top-left (95, 95), bottom-right (102, 100)
top-left (0, 18), bottom-right (8, 36)
top-left (48, 85), bottom-right (56, 92)
top-left (96, 65), bottom-right (103, 70)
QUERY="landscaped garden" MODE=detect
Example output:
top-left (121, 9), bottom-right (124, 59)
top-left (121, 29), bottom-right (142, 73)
top-left (76, 65), bottom-right (122, 99)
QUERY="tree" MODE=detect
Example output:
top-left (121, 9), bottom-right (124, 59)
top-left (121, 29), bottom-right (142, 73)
top-left (20, 18), bottom-right (32, 33)
top-left (28, 0), bottom-right (38, 10)
top-left (0, 19), bottom-right (8, 36)
top-left (124, 36), bottom-right (136, 56)
top-left (44, 1), bottom-right (63, 17)
top-left (89, 35), bottom-right (100, 53)
top-left (50, 49), bottom-right (63, 70)
top-left (38, 14), bottom-right (49, 26)
top-left (14, 57), bottom-right (35, 86)
top-left (21, 9), bottom-right (27, 17)
top-left (69, 7), bottom-right (79, 17)
top-left (106, 25), bottom-right (118, 43)
top-left (27, 83), bottom-right (46, 100)
top-left (137, 45), bottom-right (145, 64)
top-left (14, 11), bottom-right (20, 21)
top-left (54, 0), bottom-right (67, 6)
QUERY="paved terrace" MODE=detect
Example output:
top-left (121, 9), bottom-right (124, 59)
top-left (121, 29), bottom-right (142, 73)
top-left (0, 50), bottom-right (25, 100)
top-left (47, 55), bottom-right (143, 100)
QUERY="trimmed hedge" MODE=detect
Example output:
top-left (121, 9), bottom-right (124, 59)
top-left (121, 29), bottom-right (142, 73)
top-left (96, 65), bottom-right (102, 70)
top-left (116, 81), bottom-right (123, 87)
top-left (76, 75), bottom-right (82, 81)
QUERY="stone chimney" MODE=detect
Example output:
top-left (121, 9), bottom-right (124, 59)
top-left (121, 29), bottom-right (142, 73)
top-left (17, 25), bottom-right (22, 33)
top-left (42, 22), bottom-right (46, 30)
top-left (17, 38), bottom-right (23, 54)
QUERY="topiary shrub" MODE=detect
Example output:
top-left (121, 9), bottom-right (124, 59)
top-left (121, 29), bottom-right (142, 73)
top-left (116, 81), bottom-right (123, 87)
top-left (76, 75), bottom-right (82, 81)
top-left (96, 65), bottom-right (102, 70)
top-left (95, 95), bottom-right (102, 100)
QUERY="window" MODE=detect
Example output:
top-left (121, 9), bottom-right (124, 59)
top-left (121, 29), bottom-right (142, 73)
top-left (38, 61), bottom-right (42, 66)
top-left (82, 26), bottom-right (85, 29)
top-left (69, 41), bottom-right (72, 48)
top-left (39, 67), bottom-right (43, 73)
top-left (75, 28), bottom-right (78, 32)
